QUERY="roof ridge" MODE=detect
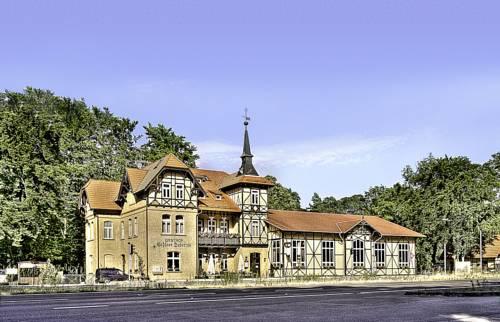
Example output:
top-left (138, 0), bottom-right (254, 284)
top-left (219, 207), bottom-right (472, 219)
top-left (270, 209), bottom-right (371, 217)
top-left (88, 179), bottom-right (121, 184)
top-left (192, 168), bottom-right (230, 174)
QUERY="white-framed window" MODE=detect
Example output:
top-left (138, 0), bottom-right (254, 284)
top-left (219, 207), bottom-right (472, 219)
top-left (103, 221), bottom-right (113, 240)
top-left (128, 219), bottom-right (132, 238)
top-left (175, 215), bottom-right (184, 234)
top-left (134, 217), bottom-right (138, 237)
top-left (221, 254), bottom-right (228, 272)
top-left (375, 242), bottom-right (386, 267)
top-left (399, 243), bottom-right (409, 268)
top-left (272, 240), bottom-right (282, 266)
top-left (87, 222), bottom-right (93, 241)
top-left (208, 217), bottom-right (216, 233)
top-left (251, 190), bottom-right (259, 205)
top-left (220, 218), bottom-right (228, 234)
top-left (292, 240), bottom-right (306, 268)
top-left (120, 221), bottom-right (125, 240)
top-left (167, 251), bottom-right (180, 272)
top-left (198, 219), bottom-right (204, 232)
top-left (176, 184), bottom-right (184, 199)
top-left (322, 241), bottom-right (335, 267)
top-left (162, 214), bottom-right (171, 234)
top-left (353, 239), bottom-right (364, 267)
top-left (161, 183), bottom-right (171, 199)
top-left (250, 220), bottom-right (260, 237)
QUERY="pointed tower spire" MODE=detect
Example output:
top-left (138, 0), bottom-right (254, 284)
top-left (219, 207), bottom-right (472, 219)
top-left (238, 109), bottom-right (259, 176)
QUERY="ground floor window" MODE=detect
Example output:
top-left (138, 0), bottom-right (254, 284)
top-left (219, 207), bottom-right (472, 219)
top-left (353, 239), bottom-right (364, 267)
top-left (322, 241), bottom-right (335, 267)
top-left (374, 242), bottom-right (385, 267)
top-left (292, 240), bottom-right (305, 268)
top-left (221, 254), bottom-right (228, 272)
top-left (271, 240), bottom-right (282, 267)
top-left (167, 251), bottom-right (181, 272)
top-left (399, 243), bottom-right (409, 268)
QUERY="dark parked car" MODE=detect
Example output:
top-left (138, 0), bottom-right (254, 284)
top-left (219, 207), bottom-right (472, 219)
top-left (95, 268), bottom-right (129, 283)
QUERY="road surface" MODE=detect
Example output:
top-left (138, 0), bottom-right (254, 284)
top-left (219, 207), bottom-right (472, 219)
top-left (1, 280), bottom-right (499, 321)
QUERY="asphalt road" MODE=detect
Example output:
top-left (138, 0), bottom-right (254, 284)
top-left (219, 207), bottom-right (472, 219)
top-left (1, 280), bottom-right (499, 321)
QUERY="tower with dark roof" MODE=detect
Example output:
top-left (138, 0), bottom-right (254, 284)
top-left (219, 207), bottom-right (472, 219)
top-left (237, 117), bottom-right (259, 176)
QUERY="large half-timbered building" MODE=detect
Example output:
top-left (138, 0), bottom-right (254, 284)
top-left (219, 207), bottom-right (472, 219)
top-left (80, 120), bottom-right (424, 280)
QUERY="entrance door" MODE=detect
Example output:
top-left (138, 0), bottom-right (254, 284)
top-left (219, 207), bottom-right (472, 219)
top-left (250, 252), bottom-right (261, 277)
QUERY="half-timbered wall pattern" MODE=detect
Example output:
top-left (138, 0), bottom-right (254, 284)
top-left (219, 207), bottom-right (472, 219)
top-left (147, 171), bottom-right (197, 208)
top-left (267, 223), bottom-right (417, 277)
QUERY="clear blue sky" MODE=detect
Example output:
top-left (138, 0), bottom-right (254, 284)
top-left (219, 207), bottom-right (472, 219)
top-left (2, 0), bottom-right (499, 207)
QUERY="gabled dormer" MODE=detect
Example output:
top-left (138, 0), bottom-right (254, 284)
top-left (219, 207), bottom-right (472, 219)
top-left (118, 153), bottom-right (205, 210)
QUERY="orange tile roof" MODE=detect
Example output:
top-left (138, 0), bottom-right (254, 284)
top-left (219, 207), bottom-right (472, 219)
top-left (473, 235), bottom-right (500, 258)
top-left (136, 153), bottom-right (190, 193)
top-left (82, 179), bottom-right (122, 211)
top-left (192, 168), bottom-right (241, 213)
top-left (267, 210), bottom-right (425, 238)
top-left (126, 168), bottom-right (147, 192)
top-left (219, 174), bottom-right (274, 190)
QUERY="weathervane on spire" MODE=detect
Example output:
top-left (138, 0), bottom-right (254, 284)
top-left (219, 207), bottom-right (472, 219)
top-left (243, 108), bottom-right (251, 126)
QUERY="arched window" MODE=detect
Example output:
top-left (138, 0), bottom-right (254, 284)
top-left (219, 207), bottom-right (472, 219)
top-left (176, 215), bottom-right (184, 234)
top-left (104, 254), bottom-right (114, 267)
top-left (103, 221), bottom-right (113, 240)
top-left (162, 215), bottom-right (171, 234)
top-left (353, 239), bottom-right (364, 267)
top-left (120, 221), bottom-right (125, 240)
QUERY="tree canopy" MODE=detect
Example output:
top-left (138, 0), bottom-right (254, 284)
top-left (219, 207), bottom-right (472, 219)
top-left (266, 175), bottom-right (302, 211)
top-left (0, 88), bottom-right (199, 268)
top-left (310, 154), bottom-right (500, 271)
top-left (309, 193), bottom-right (367, 214)
top-left (140, 123), bottom-right (199, 167)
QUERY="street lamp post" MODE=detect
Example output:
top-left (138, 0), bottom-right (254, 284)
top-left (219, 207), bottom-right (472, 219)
top-left (442, 217), bottom-right (450, 274)
top-left (479, 226), bottom-right (483, 273)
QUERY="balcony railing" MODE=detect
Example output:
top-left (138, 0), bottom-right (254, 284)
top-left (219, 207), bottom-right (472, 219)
top-left (198, 233), bottom-right (241, 247)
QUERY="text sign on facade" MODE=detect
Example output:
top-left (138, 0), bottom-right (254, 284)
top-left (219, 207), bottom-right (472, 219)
top-left (156, 239), bottom-right (191, 248)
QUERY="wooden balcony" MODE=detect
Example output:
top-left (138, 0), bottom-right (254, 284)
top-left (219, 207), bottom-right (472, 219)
top-left (198, 233), bottom-right (241, 247)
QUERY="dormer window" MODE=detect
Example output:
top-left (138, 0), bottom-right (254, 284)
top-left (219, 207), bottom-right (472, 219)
top-left (161, 183), bottom-right (171, 199)
top-left (215, 194), bottom-right (222, 200)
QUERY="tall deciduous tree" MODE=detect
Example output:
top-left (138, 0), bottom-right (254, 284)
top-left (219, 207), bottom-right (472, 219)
top-left (140, 123), bottom-right (199, 167)
top-left (266, 175), bottom-right (301, 210)
top-left (0, 88), bottom-right (139, 268)
top-left (309, 193), bottom-right (367, 214)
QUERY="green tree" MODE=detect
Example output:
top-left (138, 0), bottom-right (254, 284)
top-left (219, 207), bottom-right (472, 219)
top-left (0, 88), bottom-right (138, 268)
top-left (367, 154), bottom-right (500, 270)
top-left (309, 193), bottom-right (367, 214)
top-left (266, 175), bottom-right (301, 210)
top-left (140, 123), bottom-right (199, 167)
